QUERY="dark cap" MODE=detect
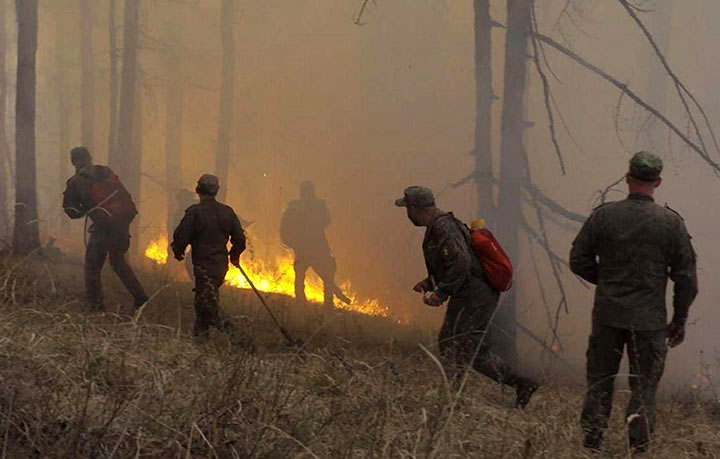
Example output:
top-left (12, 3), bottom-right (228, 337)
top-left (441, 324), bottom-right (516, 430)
top-left (196, 174), bottom-right (220, 196)
top-left (629, 151), bottom-right (663, 182)
top-left (394, 186), bottom-right (435, 208)
top-left (70, 146), bottom-right (91, 165)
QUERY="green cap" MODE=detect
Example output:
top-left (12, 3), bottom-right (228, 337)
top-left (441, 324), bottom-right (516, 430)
top-left (629, 151), bottom-right (663, 182)
top-left (394, 186), bottom-right (435, 208)
top-left (197, 174), bottom-right (220, 195)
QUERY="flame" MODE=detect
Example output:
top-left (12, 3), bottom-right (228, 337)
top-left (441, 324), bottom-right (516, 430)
top-left (145, 239), bottom-right (168, 264)
top-left (145, 235), bottom-right (389, 317)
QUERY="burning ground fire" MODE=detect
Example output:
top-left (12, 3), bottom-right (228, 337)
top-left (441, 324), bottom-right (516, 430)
top-left (144, 236), bottom-right (390, 318)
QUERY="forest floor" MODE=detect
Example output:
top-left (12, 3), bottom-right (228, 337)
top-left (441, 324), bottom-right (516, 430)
top-left (0, 251), bottom-right (719, 458)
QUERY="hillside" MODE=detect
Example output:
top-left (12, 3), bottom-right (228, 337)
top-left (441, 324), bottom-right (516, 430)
top-left (0, 253), bottom-right (718, 458)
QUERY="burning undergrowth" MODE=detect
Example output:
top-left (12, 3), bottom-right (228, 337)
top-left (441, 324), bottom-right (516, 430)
top-left (144, 233), bottom-right (396, 320)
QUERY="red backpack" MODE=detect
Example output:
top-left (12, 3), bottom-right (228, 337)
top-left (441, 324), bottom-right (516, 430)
top-left (87, 170), bottom-right (138, 225)
top-left (468, 220), bottom-right (513, 292)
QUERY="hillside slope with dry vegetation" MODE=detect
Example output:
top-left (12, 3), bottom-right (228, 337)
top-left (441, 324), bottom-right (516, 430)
top-left (0, 253), bottom-right (718, 458)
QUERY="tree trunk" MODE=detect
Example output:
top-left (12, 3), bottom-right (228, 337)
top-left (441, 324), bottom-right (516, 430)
top-left (165, 52), bottom-right (183, 243)
top-left (473, 0), bottom-right (495, 225)
top-left (56, 8), bottom-right (71, 233)
top-left (108, 0), bottom-right (118, 160)
top-left (130, 85), bottom-right (142, 256)
top-left (79, 0), bottom-right (94, 151)
top-left (0, 0), bottom-right (9, 237)
top-left (215, 0), bottom-right (235, 202)
top-left (113, 0), bottom-right (139, 199)
top-left (495, 0), bottom-right (532, 363)
top-left (13, 0), bottom-right (40, 253)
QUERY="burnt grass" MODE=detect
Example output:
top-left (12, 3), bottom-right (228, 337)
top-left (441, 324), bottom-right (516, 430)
top-left (0, 252), bottom-right (718, 458)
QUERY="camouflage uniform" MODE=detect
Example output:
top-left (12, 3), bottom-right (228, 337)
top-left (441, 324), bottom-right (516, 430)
top-left (281, 186), bottom-right (337, 307)
top-left (171, 190), bottom-right (246, 340)
top-left (570, 152), bottom-right (698, 450)
top-left (422, 210), bottom-right (536, 391)
top-left (63, 163), bottom-right (148, 310)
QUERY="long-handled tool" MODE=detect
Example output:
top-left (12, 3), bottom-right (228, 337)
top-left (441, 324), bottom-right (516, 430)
top-left (235, 263), bottom-right (301, 347)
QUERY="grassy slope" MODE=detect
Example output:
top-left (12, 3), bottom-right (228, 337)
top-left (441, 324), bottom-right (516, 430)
top-left (0, 254), bottom-right (718, 458)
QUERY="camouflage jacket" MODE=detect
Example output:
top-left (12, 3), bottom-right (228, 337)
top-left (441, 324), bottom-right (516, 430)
top-left (422, 211), bottom-right (485, 301)
top-left (570, 193), bottom-right (698, 330)
top-left (171, 198), bottom-right (246, 281)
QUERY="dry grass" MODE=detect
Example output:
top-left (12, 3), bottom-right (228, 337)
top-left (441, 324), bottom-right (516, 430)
top-left (0, 253), bottom-right (718, 458)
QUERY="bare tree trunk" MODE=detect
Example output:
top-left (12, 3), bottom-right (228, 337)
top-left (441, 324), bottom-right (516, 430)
top-left (130, 85), bottom-right (142, 256)
top-left (108, 0), bottom-right (118, 160)
top-left (0, 0), bottom-right (9, 237)
top-left (495, 0), bottom-right (532, 363)
top-left (165, 52), bottom-right (183, 242)
top-left (215, 0), bottom-right (235, 202)
top-left (56, 9), bottom-right (70, 234)
top-left (79, 0), bottom-right (94, 151)
top-left (13, 0), bottom-right (40, 253)
top-left (114, 0), bottom-right (139, 199)
top-left (473, 0), bottom-right (495, 225)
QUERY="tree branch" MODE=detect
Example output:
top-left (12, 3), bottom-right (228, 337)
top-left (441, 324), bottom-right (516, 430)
top-left (617, 0), bottom-right (720, 159)
top-left (534, 31), bottom-right (720, 173)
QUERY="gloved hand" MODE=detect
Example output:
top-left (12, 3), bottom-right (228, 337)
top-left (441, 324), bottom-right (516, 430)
top-left (422, 291), bottom-right (443, 307)
top-left (174, 252), bottom-right (185, 261)
top-left (230, 255), bottom-right (240, 268)
top-left (666, 320), bottom-right (685, 348)
top-left (413, 278), bottom-right (431, 293)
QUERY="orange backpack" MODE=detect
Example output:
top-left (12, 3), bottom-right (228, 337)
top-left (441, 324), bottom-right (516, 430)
top-left (468, 219), bottom-right (513, 292)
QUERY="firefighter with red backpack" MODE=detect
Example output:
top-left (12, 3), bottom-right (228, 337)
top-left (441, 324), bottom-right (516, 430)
top-left (62, 146), bottom-right (149, 312)
top-left (395, 186), bottom-right (539, 408)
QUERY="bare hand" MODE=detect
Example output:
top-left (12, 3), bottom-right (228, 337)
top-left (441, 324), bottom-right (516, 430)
top-left (666, 321), bottom-right (685, 348)
top-left (422, 291), bottom-right (443, 307)
top-left (413, 279), bottom-right (431, 293)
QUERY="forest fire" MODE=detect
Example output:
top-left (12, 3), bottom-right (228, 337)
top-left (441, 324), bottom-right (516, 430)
top-left (144, 236), bottom-right (389, 318)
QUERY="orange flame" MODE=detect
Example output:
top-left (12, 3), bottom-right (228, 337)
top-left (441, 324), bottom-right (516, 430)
top-left (145, 235), bottom-right (389, 317)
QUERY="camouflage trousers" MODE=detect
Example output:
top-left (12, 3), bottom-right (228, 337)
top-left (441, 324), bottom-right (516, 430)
top-left (192, 266), bottom-right (236, 340)
top-left (581, 323), bottom-right (667, 449)
top-left (439, 280), bottom-right (535, 389)
top-left (293, 252), bottom-right (336, 307)
top-left (85, 228), bottom-right (147, 310)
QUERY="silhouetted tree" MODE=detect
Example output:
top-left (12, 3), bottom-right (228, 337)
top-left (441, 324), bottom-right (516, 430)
top-left (13, 0), bottom-right (40, 253)
top-left (216, 0), bottom-right (235, 201)
top-left (79, 0), bottom-right (94, 150)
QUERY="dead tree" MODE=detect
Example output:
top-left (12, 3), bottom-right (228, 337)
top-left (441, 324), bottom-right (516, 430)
top-left (79, 0), bottom-right (94, 151)
top-left (0, 0), bottom-right (10, 237)
top-left (215, 0), bottom-right (235, 202)
top-left (56, 6), bottom-right (71, 233)
top-left (13, 0), bottom-right (40, 253)
top-left (494, 0), bottom-right (533, 363)
top-left (164, 9), bottom-right (184, 246)
top-left (472, 0), bottom-right (495, 226)
top-left (108, 0), bottom-right (118, 159)
top-left (113, 0), bottom-right (140, 204)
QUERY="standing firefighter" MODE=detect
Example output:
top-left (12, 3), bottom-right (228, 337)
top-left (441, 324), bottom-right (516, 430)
top-left (396, 186), bottom-right (539, 408)
top-left (570, 151), bottom-right (698, 452)
top-left (62, 146), bottom-right (149, 311)
top-left (280, 181), bottom-right (347, 307)
top-left (171, 174), bottom-right (246, 343)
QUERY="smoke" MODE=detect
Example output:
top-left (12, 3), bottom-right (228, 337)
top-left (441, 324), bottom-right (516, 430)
top-left (10, 0), bottom-right (718, 391)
